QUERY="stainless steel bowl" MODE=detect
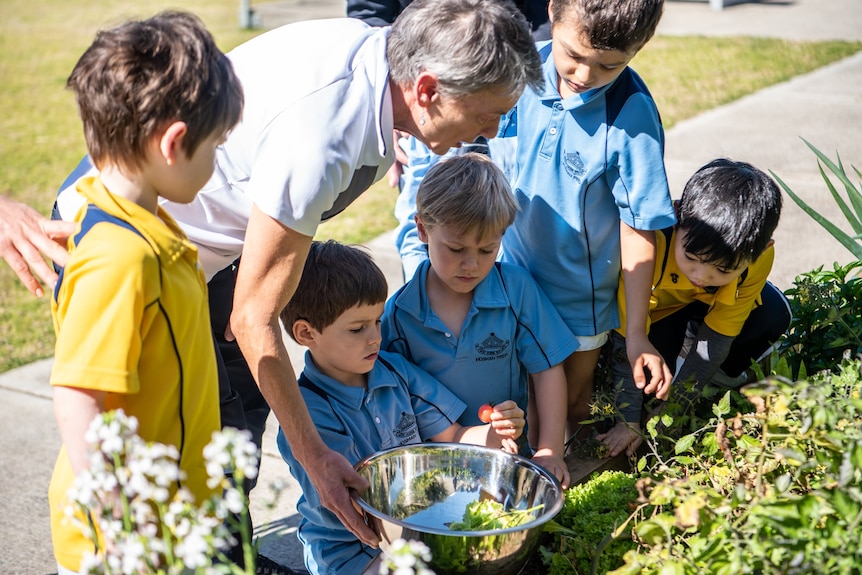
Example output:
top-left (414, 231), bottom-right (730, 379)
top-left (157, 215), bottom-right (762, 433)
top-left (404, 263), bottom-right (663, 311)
top-left (354, 443), bottom-right (563, 575)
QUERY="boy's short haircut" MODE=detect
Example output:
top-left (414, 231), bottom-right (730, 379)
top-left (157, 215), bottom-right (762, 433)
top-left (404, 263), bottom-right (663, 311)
top-left (67, 11), bottom-right (243, 174)
top-left (678, 158), bottom-right (782, 270)
top-left (550, 0), bottom-right (664, 53)
top-left (281, 240), bottom-right (388, 339)
top-left (416, 152), bottom-right (518, 240)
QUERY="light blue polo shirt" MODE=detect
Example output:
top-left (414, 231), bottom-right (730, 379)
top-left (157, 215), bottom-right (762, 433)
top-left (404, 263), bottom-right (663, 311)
top-left (381, 260), bottom-right (577, 429)
top-left (498, 41), bottom-right (677, 337)
top-left (276, 349), bottom-right (465, 575)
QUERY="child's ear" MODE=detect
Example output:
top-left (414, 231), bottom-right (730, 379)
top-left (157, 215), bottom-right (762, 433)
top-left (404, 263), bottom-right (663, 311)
top-left (158, 121), bottom-right (188, 166)
top-left (292, 319), bottom-right (317, 347)
top-left (415, 216), bottom-right (430, 243)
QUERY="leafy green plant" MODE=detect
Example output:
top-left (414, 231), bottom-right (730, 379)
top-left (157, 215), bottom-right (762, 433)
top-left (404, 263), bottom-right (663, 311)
top-left (608, 360), bottom-right (862, 575)
top-left (779, 261), bottom-right (862, 377)
top-left (771, 140), bottom-right (862, 259)
top-left (540, 471), bottom-right (641, 575)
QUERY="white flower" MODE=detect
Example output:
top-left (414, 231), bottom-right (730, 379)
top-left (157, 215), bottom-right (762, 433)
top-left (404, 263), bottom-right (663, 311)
top-left (68, 410), bottom-right (259, 574)
top-left (379, 539), bottom-right (435, 575)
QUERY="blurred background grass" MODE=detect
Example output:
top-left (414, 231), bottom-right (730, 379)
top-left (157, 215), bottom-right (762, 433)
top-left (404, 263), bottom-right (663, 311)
top-left (0, 0), bottom-right (859, 371)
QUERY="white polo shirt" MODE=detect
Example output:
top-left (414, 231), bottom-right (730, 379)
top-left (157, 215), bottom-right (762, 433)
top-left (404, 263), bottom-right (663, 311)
top-left (57, 18), bottom-right (395, 279)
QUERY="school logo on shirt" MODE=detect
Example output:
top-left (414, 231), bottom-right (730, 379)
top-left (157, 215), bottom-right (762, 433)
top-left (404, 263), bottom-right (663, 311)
top-left (394, 412), bottom-right (418, 444)
top-left (563, 150), bottom-right (585, 181)
top-left (475, 333), bottom-right (510, 362)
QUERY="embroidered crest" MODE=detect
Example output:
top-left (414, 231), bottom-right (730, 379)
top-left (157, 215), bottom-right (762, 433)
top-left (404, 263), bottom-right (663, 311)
top-left (475, 332), bottom-right (510, 362)
top-left (563, 150), bottom-right (585, 181)
top-left (394, 411), bottom-right (418, 444)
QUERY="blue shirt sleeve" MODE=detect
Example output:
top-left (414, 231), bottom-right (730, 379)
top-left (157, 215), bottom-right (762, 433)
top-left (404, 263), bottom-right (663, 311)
top-left (393, 136), bottom-right (434, 278)
top-left (606, 90), bottom-right (676, 231)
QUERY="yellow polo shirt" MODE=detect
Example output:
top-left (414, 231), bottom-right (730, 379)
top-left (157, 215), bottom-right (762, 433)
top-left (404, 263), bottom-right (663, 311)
top-left (618, 226), bottom-right (774, 338)
top-left (49, 177), bottom-right (220, 571)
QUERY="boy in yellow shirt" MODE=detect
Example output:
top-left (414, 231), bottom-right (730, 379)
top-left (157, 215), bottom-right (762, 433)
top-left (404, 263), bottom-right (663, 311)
top-left (600, 159), bottom-right (790, 457)
top-left (48, 12), bottom-right (243, 573)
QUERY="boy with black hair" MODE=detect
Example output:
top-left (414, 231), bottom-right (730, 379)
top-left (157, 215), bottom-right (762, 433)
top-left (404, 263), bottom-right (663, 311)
top-left (49, 11), bottom-right (243, 573)
top-left (599, 159), bottom-right (791, 457)
top-left (277, 239), bottom-right (526, 575)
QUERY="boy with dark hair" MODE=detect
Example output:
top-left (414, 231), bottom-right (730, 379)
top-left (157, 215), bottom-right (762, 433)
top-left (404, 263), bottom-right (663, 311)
top-left (599, 159), bottom-right (791, 457)
top-left (49, 12), bottom-right (243, 574)
top-left (277, 240), bottom-right (526, 575)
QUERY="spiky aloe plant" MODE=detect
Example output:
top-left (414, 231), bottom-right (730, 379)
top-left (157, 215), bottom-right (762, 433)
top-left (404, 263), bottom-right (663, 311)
top-left (771, 138), bottom-right (862, 260)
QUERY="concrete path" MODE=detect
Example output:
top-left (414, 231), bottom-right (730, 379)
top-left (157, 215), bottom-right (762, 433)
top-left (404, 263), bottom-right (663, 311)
top-left (1, 0), bottom-right (859, 573)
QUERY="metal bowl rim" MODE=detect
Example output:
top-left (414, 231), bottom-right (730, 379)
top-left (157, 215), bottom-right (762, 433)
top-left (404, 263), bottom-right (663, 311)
top-left (353, 442), bottom-right (564, 537)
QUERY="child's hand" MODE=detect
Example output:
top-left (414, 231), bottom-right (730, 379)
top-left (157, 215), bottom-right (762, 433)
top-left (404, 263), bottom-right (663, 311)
top-left (626, 337), bottom-right (672, 400)
top-left (596, 421), bottom-right (643, 458)
top-left (487, 399), bottom-right (525, 442)
top-left (531, 449), bottom-right (570, 489)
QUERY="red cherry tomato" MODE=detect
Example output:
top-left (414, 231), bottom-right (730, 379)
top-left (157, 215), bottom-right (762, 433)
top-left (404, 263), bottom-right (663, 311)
top-left (478, 403), bottom-right (494, 424)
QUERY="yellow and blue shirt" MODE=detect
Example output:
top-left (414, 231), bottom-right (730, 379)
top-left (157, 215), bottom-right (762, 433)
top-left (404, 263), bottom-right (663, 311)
top-left (49, 177), bottom-right (220, 571)
top-left (617, 226), bottom-right (774, 337)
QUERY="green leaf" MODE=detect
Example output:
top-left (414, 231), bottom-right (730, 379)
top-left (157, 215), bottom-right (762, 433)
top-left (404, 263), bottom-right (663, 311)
top-left (675, 433), bottom-right (697, 455)
top-left (713, 392), bottom-right (731, 418)
top-left (772, 171), bottom-right (862, 259)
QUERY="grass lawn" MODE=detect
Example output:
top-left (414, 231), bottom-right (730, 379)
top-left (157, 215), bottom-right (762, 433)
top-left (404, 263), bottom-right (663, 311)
top-left (0, 0), bottom-right (860, 372)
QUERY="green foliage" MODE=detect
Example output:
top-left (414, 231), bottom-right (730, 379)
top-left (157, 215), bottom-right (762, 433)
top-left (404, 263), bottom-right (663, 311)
top-left (449, 500), bottom-right (543, 531)
top-left (779, 261), bottom-right (862, 377)
top-left (609, 361), bottom-right (862, 574)
top-left (540, 471), bottom-right (640, 575)
top-left (771, 140), bottom-right (862, 260)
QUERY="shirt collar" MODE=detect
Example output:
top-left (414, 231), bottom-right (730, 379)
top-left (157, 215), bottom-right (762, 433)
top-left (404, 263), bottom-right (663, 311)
top-left (301, 350), bottom-right (400, 410)
top-left (76, 176), bottom-right (197, 268)
top-left (663, 228), bottom-right (740, 304)
top-left (373, 27), bottom-right (393, 158)
top-left (393, 260), bottom-right (511, 322)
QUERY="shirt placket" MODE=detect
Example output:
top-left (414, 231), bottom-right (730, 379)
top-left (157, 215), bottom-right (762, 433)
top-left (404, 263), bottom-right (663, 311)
top-left (539, 101), bottom-right (565, 160)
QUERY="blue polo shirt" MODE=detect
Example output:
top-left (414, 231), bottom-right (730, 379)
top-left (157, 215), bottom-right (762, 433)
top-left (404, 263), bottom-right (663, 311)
top-left (497, 41), bottom-right (677, 337)
top-left (276, 349), bottom-right (464, 575)
top-left (381, 260), bottom-right (577, 428)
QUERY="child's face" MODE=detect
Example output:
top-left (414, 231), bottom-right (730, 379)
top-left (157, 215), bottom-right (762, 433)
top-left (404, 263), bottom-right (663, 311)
top-left (304, 303), bottom-right (385, 387)
top-left (419, 221), bottom-right (502, 295)
top-left (674, 230), bottom-right (749, 289)
top-left (550, 17), bottom-right (635, 98)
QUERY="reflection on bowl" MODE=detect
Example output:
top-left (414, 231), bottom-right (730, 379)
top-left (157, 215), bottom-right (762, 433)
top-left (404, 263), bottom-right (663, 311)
top-left (354, 443), bottom-right (563, 575)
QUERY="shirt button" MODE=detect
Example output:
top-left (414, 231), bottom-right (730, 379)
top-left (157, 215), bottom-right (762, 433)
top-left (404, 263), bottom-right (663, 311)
top-left (445, 333), bottom-right (451, 338)
top-left (549, 127), bottom-right (558, 135)
top-left (375, 417), bottom-right (381, 424)
top-left (554, 102), bottom-right (563, 110)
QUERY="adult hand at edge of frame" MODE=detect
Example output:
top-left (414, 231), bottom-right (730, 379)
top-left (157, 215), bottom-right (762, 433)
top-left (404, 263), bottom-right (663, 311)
top-left (0, 195), bottom-right (75, 297)
top-left (309, 447), bottom-right (379, 547)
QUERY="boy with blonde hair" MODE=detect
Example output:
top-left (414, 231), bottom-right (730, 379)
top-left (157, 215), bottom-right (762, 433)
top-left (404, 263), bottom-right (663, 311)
top-left (49, 12), bottom-right (243, 573)
top-left (382, 153), bottom-right (575, 488)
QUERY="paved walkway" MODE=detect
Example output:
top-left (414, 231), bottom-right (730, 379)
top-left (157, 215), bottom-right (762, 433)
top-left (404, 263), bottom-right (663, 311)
top-left (1, 0), bottom-right (859, 573)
